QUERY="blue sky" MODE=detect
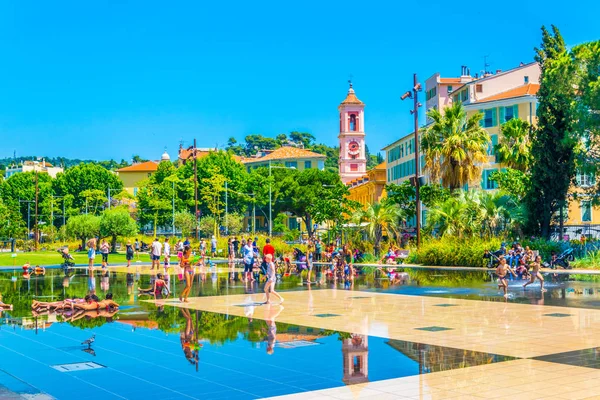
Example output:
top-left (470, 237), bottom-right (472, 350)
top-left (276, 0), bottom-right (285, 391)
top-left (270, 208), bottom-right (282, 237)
top-left (0, 0), bottom-right (598, 161)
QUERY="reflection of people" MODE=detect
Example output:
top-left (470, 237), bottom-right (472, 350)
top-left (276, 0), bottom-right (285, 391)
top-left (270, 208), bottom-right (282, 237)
top-left (127, 273), bottom-right (134, 295)
top-left (263, 254), bottom-right (284, 304)
top-left (0, 294), bottom-right (13, 311)
top-left (180, 308), bottom-right (201, 367)
top-left (265, 304), bottom-right (284, 355)
top-left (101, 270), bottom-right (110, 292)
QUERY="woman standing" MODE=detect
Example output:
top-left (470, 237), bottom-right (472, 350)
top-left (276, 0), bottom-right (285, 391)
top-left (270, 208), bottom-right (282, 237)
top-left (100, 240), bottom-right (110, 268)
top-left (180, 245), bottom-right (194, 302)
top-left (87, 238), bottom-right (97, 272)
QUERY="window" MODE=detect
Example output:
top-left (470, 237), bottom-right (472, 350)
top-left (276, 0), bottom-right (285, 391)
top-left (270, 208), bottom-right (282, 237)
top-left (304, 160), bottom-right (312, 169)
top-left (349, 114), bottom-right (357, 131)
top-left (285, 161), bottom-right (297, 169)
top-left (581, 201), bottom-right (592, 222)
top-left (487, 134), bottom-right (498, 156)
top-left (476, 84), bottom-right (483, 93)
top-left (318, 160), bottom-right (324, 170)
top-left (426, 87), bottom-right (437, 101)
top-left (524, 76), bottom-right (529, 84)
top-left (481, 169), bottom-right (498, 190)
top-left (447, 85), bottom-right (453, 93)
top-left (577, 171), bottom-right (596, 187)
top-left (481, 108), bottom-right (497, 128)
top-left (350, 164), bottom-right (358, 172)
top-left (461, 89), bottom-right (468, 102)
top-left (500, 105), bottom-right (518, 123)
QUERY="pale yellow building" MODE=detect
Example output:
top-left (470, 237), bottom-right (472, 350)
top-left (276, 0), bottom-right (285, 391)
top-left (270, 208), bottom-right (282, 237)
top-left (116, 161), bottom-right (158, 196)
top-left (346, 162), bottom-right (387, 208)
top-left (241, 146), bottom-right (326, 172)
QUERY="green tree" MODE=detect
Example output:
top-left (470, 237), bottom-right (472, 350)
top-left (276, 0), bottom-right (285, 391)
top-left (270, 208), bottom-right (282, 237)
top-left (0, 171), bottom-right (54, 231)
top-left (66, 214), bottom-right (100, 248)
top-left (352, 202), bottom-right (404, 256)
top-left (289, 131), bottom-right (315, 148)
top-left (495, 118), bottom-right (532, 171)
top-left (385, 181), bottom-right (450, 220)
top-left (421, 102), bottom-right (491, 190)
top-left (525, 25), bottom-right (578, 238)
top-left (80, 189), bottom-right (107, 215)
top-left (198, 215), bottom-right (217, 237)
top-left (490, 169), bottom-right (530, 200)
top-left (174, 211), bottom-right (196, 237)
top-left (53, 163), bottom-right (123, 216)
top-left (280, 168), bottom-right (345, 237)
top-left (99, 208), bottom-right (138, 251)
top-left (224, 213), bottom-right (244, 235)
top-left (200, 170), bottom-right (226, 237)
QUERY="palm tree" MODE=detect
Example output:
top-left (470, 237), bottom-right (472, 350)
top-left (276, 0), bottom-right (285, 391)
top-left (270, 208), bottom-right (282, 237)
top-left (424, 195), bottom-right (471, 238)
top-left (495, 118), bottom-right (532, 172)
top-left (352, 202), bottom-right (404, 256)
top-left (421, 102), bottom-right (491, 190)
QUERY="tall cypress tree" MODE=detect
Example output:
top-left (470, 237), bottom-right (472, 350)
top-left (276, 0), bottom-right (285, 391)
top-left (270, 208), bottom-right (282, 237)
top-left (525, 26), bottom-right (577, 238)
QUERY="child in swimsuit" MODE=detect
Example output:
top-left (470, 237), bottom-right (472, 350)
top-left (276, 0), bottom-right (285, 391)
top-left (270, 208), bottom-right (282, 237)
top-left (496, 257), bottom-right (517, 298)
top-left (523, 255), bottom-right (547, 292)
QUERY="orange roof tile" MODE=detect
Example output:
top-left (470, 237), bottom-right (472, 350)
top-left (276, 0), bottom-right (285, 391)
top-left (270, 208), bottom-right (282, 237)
top-left (116, 161), bottom-right (158, 173)
top-left (340, 86), bottom-right (364, 106)
top-left (439, 78), bottom-right (462, 84)
top-left (478, 83), bottom-right (540, 103)
top-left (242, 146), bottom-right (326, 164)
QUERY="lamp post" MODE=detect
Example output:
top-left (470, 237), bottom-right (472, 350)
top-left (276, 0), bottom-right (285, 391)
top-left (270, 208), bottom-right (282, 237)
top-left (268, 161), bottom-right (296, 237)
top-left (400, 73), bottom-right (423, 249)
top-left (19, 199), bottom-right (33, 241)
top-left (172, 180), bottom-right (175, 237)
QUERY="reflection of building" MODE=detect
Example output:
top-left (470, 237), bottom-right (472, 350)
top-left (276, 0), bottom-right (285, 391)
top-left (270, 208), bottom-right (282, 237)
top-left (5, 159), bottom-right (64, 179)
top-left (346, 162), bottom-right (387, 207)
top-left (242, 146), bottom-right (326, 172)
top-left (338, 82), bottom-right (367, 184)
top-left (342, 334), bottom-right (369, 385)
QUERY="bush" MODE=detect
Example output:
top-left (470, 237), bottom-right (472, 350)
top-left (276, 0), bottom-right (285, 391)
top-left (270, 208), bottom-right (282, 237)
top-left (408, 237), bottom-right (503, 268)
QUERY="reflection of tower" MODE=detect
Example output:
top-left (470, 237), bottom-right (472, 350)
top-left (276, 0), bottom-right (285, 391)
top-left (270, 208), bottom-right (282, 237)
top-left (338, 81), bottom-right (367, 184)
top-left (342, 334), bottom-right (369, 385)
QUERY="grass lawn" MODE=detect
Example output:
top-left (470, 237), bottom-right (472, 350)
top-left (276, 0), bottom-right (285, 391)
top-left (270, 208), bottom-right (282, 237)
top-left (0, 251), bottom-right (153, 267)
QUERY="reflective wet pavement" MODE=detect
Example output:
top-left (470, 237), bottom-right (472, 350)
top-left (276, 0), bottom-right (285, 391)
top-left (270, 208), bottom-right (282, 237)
top-left (2, 266), bottom-right (600, 399)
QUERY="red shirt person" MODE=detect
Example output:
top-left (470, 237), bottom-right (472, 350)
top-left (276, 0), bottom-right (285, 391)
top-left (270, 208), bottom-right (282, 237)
top-left (262, 238), bottom-right (275, 260)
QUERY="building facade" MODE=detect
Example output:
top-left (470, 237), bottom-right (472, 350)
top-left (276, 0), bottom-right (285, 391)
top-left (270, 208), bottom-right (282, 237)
top-left (346, 162), bottom-right (387, 208)
top-left (382, 61), bottom-right (599, 237)
top-left (116, 160), bottom-right (160, 196)
top-left (5, 160), bottom-right (63, 179)
top-left (338, 82), bottom-right (367, 184)
top-left (241, 146), bottom-right (326, 172)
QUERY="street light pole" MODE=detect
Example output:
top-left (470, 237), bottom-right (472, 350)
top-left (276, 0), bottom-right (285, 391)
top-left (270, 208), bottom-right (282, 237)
top-left (401, 73), bottom-right (423, 249)
top-left (224, 181), bottom-right (228, 236)
top-left (269, 161), bottom-right (272, 237)
top-left (172, 180), bottom-right (175, 237)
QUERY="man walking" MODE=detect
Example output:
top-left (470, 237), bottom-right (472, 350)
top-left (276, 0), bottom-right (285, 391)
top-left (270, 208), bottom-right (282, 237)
top-left (151, 238), bottom-right (162, 270)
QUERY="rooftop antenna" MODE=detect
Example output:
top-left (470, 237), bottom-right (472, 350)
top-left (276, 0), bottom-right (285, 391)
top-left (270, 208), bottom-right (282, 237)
top-left (484, 55), bottom-right (491, 74)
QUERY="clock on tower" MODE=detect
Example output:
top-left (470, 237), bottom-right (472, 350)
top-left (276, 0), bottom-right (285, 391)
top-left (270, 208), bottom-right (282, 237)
top-left (338, 81), bottom-right (367, 184)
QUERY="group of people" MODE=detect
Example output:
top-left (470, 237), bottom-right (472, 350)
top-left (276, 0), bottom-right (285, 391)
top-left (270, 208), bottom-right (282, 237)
top-left (29, 290), bottom-right (120, 321)
top-left (495, 243), bottom-right (547, 297)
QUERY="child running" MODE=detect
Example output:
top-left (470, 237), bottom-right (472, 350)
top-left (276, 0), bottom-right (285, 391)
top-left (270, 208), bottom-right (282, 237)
top-left (264, 254), bottom-right (284, 304)
top-left (496, 257), bottom-right (517, 298)
top-left (523, 255), bottom-right (547, 292)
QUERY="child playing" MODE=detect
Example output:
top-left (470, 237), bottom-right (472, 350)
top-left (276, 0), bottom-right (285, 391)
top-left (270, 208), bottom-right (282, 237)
top-left (523, 255), bottom-right (547, 292)
top-left (264, 254), bottom-right (284, 304)
top-left (496, 257), bottom-right (517, 298)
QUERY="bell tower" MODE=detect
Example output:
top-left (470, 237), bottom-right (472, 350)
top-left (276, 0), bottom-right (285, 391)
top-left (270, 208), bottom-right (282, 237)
top-left (338, 81), bottom-right (367, 184)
